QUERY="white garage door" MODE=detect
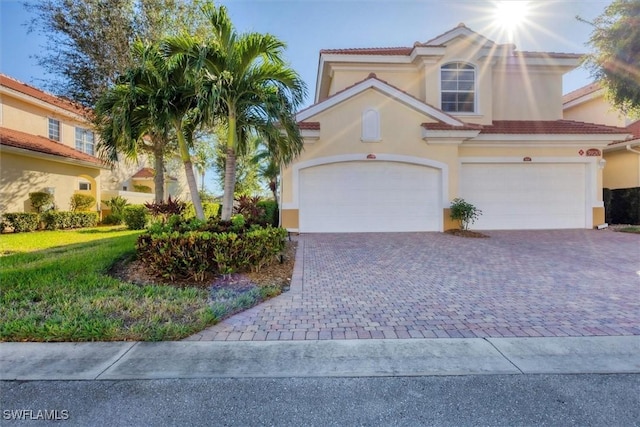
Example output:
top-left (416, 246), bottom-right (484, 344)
top-left (299, 161), bottom-right (441, 232)
top-left (460, 163), bottom-right (587, 230)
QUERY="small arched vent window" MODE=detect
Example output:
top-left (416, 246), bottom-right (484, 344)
top-left (361, 108), bottom-right (381, 142)
top-left (441, 62), bottom-right (476, 113)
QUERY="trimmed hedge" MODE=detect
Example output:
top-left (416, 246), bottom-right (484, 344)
top-left (123, 205), bottom-right (148, 230)
top-left (137, 226), bottom-right (287, 281)
top-left (2, 213), bottom-right (40, 232)
top-left (257, 200), bottom-right (278, 227)
top-left (41, 211), bottom-right (98, 230)
top-left (604, 187), bottom-right (640, 225)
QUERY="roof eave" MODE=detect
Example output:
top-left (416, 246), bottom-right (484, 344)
top-left (0, 144), bottom-right (108, 169)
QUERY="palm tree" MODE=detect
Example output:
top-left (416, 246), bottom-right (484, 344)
top-left (163, 2), bottom-right (306, 220)
top-left (96, 40), bottom-right (205, 218)
top-left (94, 48), bottom-right (170, 203)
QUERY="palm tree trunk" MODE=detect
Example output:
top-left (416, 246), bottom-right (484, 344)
top-left (174, 120), bottom-right (204, 219)
top-left (221, 112), bottom-right (238, 221)
top-left (153, 146), bottom-right (165, 203)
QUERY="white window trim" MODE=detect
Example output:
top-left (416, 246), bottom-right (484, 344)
top-left (361, 108), bottom-right (381, 142)
top-left (439, 61), bottom-right (478, 115)
top-left (48, 117), bottom-right (61, 142)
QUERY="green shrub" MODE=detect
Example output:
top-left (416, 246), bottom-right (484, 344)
top-left (29, 192), bottom-right (54, 213)
top-left (104, 196), bottom-right (129, 217)
top-left (607, 187), bottom-right (640, 225)
top-left (145, 196), bottom-right (186, 223)
top-left (449, 198), bottom-right (482, 231)
top-left (257, 200), bottom-right (278, 227)
top-left (102, 213), bottom-right (124, 225)
top-left (123, 205), bottom-right (148, 230)
top-left (137, 226), bottom-right (287, 281)
top-left (231, 214), bottom-right (246, 231)
top-left (70, 194), bottom-right (95, 212)
top-left (2, 213), bottom-right (40, 232)
top-left (41, 211), bottom-right (98, 230)
top-left (183, 202), bottom-right (220, 220)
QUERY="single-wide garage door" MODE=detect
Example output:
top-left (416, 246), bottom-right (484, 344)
top-left (299, 161), bottom-right (441, 232)
top-left (460, 163), bottom-right (587, 230)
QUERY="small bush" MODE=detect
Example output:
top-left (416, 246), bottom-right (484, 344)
top-left (231, 214), bottom-right (246, 232)
top-left (41, 211), bottom-right (98, 230)
top-left (234, 195), bottom-right (265, 223)
top-left (2, 213), bottom-right (40, 232)
top-left (123, 205), bottom-right (148, 230)
top-left (70, 194), bottom-right (95, 212)
top-left (145, 196), bottom-right (186, 223)
top-left (29, 192), bottom-right (54, 213)
top-left (449, 198), bottom-right (482, 231)
top-left (183, 202), bottom-right (220, 220)
top-left (137, 226), bottom-right (287, 281)
top-left (104, 196), bottom-right (129, 217)
top-left (257, 200), bottom-right (278, 227)
top-left (102, 213), bottom-right (124, 225)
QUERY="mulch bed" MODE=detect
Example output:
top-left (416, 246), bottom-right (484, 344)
top-left (109, 240), bottom-right (297, 291)
top-left (444, 229), bottom-right (490, 238)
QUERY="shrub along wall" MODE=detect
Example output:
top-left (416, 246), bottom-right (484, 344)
top-left (604, 187), bottom-right (640, 225)
top-left (137, 226), bottom-right (287, 281)
top-left (41, 212), bottom-right (98, 230)
top-left (1, 213), bottom-right (40, 232)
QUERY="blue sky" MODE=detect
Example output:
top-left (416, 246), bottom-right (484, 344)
top-left (1, 0), bottom-right (613, 108)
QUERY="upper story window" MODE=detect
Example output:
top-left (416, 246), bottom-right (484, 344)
top-left (48, 118), bottom-right (60, 141)
top-left (440, 62), bottom-right (476, 113)
top-left (75, 127), bottom-right (95, 156)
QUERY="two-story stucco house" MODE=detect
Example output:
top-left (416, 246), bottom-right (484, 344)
top-left (563, 82), bottom-right (640, 191)
top-left (280, 24), bottom-right (631, 232)
top-left (0, 74), bottom-right (188, 216)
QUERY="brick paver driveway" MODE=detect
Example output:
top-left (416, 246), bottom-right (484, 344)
top-left (189, 230), bottom-right (640, 341)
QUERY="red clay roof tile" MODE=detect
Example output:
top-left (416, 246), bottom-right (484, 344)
top-left (0, 127), bottom-right (104, 166)
top-left (298, 122), bottom-right (320, 130)
top-left (422, 120), bottom-right (628, 135)
top-left (480, 120), bottom-right (628, 134)
top-left (132, 167), bottom-right (155, 179)
top-left (0, 74), bottom-right (89, 117)
top-left (563, 82), bottom-right (602, 104)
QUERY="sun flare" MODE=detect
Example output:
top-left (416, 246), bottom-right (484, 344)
top-left (494, 1), bottom-right (530, 35)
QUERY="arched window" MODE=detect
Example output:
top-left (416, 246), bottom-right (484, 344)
top-left (361, 108), bottom-right (381, 142)
top-left (440, 62), bottom-right (476, 113)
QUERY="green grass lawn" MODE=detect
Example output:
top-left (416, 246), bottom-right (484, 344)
top-left (0, 227), bottom-right (216, 342)
top-left (617, 226), bottom-right (640, 234)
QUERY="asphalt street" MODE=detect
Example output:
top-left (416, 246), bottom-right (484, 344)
top-left (2, 374), bottom-right (639, 426)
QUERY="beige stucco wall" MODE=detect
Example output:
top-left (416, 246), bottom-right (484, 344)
top-left (1, 95), bottom-right (89, 150)
top-left (0, 152), bottom-right (101, 214)
top-left (328, 67), bottom-right (421, 100)
top-left (492, 68), bottom-right (564, 120)
top-left (603, 150), bottom-right (640, 189)
top-left (282, 89), bottom-right (459, 207)
top-left (563, 95), bottom-right (628, 127)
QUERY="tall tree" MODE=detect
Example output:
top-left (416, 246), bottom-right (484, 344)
top-left (582, 0), bottom-right (640, 115)
top-left (164, 2), bottom-right (307, 220)
top-left (94, 41), bottom-right (174, 202)
top-left (26, 0), bottom-right (209, 107)
top-left (213, 128), bottom-right (262, 197)
top-left (95, 40), bottom-right (204, 216)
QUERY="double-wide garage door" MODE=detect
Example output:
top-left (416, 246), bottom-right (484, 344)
top-left (460, 163), bottom-right (587, 230)
top-left (299, 161), bottom-right (441, 232)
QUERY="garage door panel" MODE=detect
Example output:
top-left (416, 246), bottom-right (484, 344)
top-left (460, 163), bottom-right (586, 230)
top-left (299, 161), bottom-right (441, 232)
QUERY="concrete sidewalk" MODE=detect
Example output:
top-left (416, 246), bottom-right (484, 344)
top-left (1, 336), bottom-right (639, 381)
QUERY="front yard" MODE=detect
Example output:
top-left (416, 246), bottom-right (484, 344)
top-left (0, 226), bottom-right (294, 342)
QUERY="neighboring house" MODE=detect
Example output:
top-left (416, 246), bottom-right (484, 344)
top-left (563, 83), bottom-right (640, 190)
top-left (0, 74), bottom-right (189, 216)
top-left (281, 24), bottom-right (631, 232)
